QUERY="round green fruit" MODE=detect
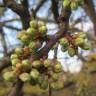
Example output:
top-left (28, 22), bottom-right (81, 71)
top-left (78, 32), bottom-right (86, 39)
top-left (60, 37), bottom-right (69, 47)
top-left (21, 35), bottom-right (29, 43)
top-left (44, 59), bottom-right (51, 68)
top-left (71, 2), bottom-right (78, 10)
top-left (30, 20), bottom-right (38, 28)
top-left (30, 69), bottom-right (40, 80)
top-left (16, 33), bottom-right (22, 39)
top-left (19, 73), bottom-right (31, 82)
top-left (3, 71), bottom-right (16, 82)
top-left (15, 48), bottom-right (23, 55)
top-left (22, 59), bottom-right (30, 67)
top-left (32, 60), bottom-right (41, 68)
top-left (28, 42), bottom-right (37, 50)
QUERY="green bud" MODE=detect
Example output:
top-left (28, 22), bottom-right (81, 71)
top-left (21, 35), bottom-right (29, 43)
top-left (38, 21), bottom-right (45, 27)
top-left (3, 71), bottom-right (16, 82)
top-left (19, 73), bottom-right (31, 82)
top-left (44, 59), bottom-right (51, 68)
top-left (68, 47), bottom-right (76, 57)
top-left (51, 73), bottom-right (58, 82)
top-left (63, 0), bottom-right (70, 7)
top-left (54, 62), bottom-right (62, 73)
top-left (80, 42), bottom-right (91, 50)
top-left (30, 69), bottom-right (40, 80)
top-left (30, 20), bottom-right (38, 28)
top-left (26, 28), bottom-right (36, 36)
top-left (28, 42), bottom-right (37, 50)
top-left (15, 48), bottom-right (23, 55)
top-left (78, 32), bottom-right (86, 39)
top-left (22, 59), bottom-right (30, 67)
top-left (11, 58), bottom-right (20, 66)
top-left (60, 37), bottom-right (69, 47)
top-left (71, 2), bottom-right (78, 10)
top-left (32, 60), bottom-right (41, 68)
top-left (39, 80), bottom-right (48, 90)
top-left (10, 54), bottom-right (18, 60)
top-left (39, 26), bottom-right (47, 35)
top-left (75, 37), bottom-right (84, 46)
top-left (61, 46), bottom-right (68, 52)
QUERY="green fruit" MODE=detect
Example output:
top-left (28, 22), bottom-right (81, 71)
top-left (22, 59), bottom-right (30, 67)
top-left (51, 73), bottom-right (58, 82)
top-left (44, 59), bottom-right (51, 67)
top-left (75, 37), bottom-right (84, 46)
top-left (19, 73), bottom-right (31, 82)
top-left (38, 21), bottom-right (45, 27)
top-left (26, 28), bottom-right (36, 36)
top-left (68, 47), bottom-right (76, 57)
top-left (78, 32), bottom-right (86, 39)
top-left (71, 2), bottom-right (78, 10)
top-left (30, 69), bottom-right (40, 80)
top-left (39, 26), bottom-right (47, 35)
top-left (10, 54), bottom-right (18, 60)
top-left (30, 20), bottom-right (38, 28)
top-left (15, 48), bottom-right (23, 55)
top-left (63, 0), bottom-right (70, 7)
top-left (80, 42), bottom-right (91, 50)
top-left (11, 58), bottom-right (20, 66)
top-left (38, 76), bottom-right (44, 84)
top-left (60, 37), bottom-right (69, 47)
top-left (39, 80), bottom-right (48, 90)
top-left (54, 62), bottom-right (62, 73)
top-left (32, 60), bottom-right (41, 68)
top-left (3, 71), bottom-right (16, 82)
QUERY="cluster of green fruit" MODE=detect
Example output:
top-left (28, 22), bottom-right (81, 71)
top-left (63, 0), bottom-right (84, 10)
top-left (3, 57), bottom-right (64, 90)
top-left (59, 32), bottom-right (91, 57)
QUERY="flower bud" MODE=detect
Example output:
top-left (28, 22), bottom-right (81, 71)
top-left (51, 73), bottom-right (58, 82)
top-left (44, 59), bottom-right (51, 68)
top-left (75, 37), bottom-right (84, 46)
top-left (54, 62), bottom-right (62, 73)
top-left (19, 73), bottom-right (31, 82)
top-left (15, 48), bottom-right (23, 55)
top-left (78, 32), bottom-right (86, 39)
top-left (32, 60), bottom-right (41, 68)
top-left (30, 69), bottom-right (40, 80)
top-left (3, 71), bottom-right (16, 82)
top-left (10, 54), bottom-right (18, 60)
top-left (59, 37), bottom-right (69, 47)
top-left (71, 2), bottom-right (78, 10)
top-left (21, 35), bottom-right (29, 43)
top-left (11, 58), bottom-right (20, 66)
top-left (39, 26), bottom-right (47, 35)
top-left (63, 0), bottom-right (70, 7)
top-left (30, 20), bottom-right (38, 28)
top-left (22, 59), bottom-right (30, 67)
top-left (26, 28), bottom-right (36, 36)
top-left (68, 47), bottom-right (76, 57)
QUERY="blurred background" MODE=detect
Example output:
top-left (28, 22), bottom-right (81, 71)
top-left (0, 0), bottom-right (96, 96)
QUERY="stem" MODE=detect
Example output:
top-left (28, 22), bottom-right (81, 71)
top-left (49, 83), bottom-right (52, 96)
